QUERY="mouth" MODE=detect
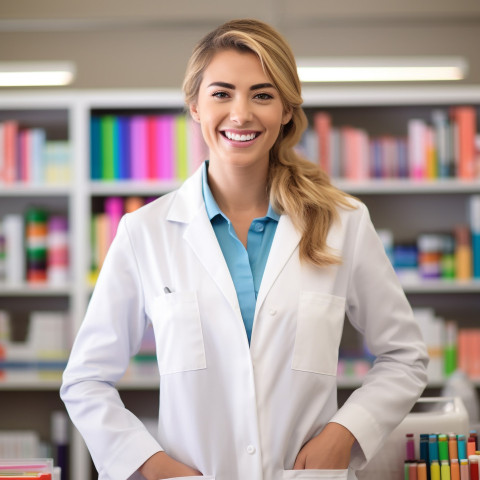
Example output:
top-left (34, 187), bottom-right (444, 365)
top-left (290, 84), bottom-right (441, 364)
top-left (221, 130), bottom-right (260, 143)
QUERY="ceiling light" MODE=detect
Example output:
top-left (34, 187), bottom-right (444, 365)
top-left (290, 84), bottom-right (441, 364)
top-left (0, 62), bottom-right (76, 87)
top-left (297, 57), bottom-right (468, 83)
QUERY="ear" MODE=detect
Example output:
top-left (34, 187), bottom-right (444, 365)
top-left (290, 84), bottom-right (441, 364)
top-left (282, 107), bottom-right (293, 125)
top-left (189, 103), bottom-right (200, 123)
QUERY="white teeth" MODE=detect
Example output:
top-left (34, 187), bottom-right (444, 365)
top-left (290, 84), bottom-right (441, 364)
top-left (224, 131), bottom-right (257, 142)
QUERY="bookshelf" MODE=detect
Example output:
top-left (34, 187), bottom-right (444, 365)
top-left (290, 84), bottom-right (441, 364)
top-left (1, 86), bottom-right (480, 480)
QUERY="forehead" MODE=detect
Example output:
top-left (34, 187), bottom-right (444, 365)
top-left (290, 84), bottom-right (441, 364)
top-left (201, 49), bottom-right (271, 86)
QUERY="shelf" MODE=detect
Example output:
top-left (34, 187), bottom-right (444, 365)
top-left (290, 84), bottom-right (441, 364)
top-left (88, 179), bottom-right (182, 196)
top-left (401, 278), bottom-right (480, 293)
top-left (0, 283), bottom-right (72, 297)
top-left (0, 184), bottom-right (71, 196)
top-left (334, 178), bottom-right (480, 195)
top-left (0, 376), bottom-right (62, 390)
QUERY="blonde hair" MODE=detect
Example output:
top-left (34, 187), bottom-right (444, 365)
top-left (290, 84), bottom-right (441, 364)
top-left (183, 18), bottom-right (354, 267)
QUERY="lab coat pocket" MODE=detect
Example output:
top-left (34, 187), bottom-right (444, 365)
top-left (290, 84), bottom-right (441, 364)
top-left (154, 291), bottom-right (206, 375)
top-left (292, 292), bottom-right (345, 375)
top-left (283, 469), bottom-right (348, 479)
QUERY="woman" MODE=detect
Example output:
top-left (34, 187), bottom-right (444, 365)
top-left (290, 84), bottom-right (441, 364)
top-left (61, 18), bottom-right (428, 480)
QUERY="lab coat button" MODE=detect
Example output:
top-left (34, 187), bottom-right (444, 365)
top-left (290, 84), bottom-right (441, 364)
top-left (269, 308), bottom-right (277, 316)
top-left (246, 444), bottom-right (256, 455)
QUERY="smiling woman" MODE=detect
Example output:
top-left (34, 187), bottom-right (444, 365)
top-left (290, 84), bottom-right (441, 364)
top-left (60, 18), bottom-right (428, 480)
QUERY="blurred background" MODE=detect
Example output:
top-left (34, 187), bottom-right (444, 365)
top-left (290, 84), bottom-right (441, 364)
top-left (0, 0), bottom-right (479, 88)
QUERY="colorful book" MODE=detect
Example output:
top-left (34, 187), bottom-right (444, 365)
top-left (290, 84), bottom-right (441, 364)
top-left (450, 106), bottom-right (476, 180)
top-left (130, 115), bottom-right (147, 180)
top-left (117, 116), bottom-right (131, 180)
top-left (90, 116), bottom-right (102, 180)
top-left (100, 116), bottom-right (116, 180)
top-left (176, 115), bottom-right (188, 180)
top-left (3, 121), bottom-right (18, 183)
top-left (157, 115), bottom-right (175, 180)
top-left (408, 119), bottom-right (427, 180)
top-left (314, 111), bottom-right (331, 175)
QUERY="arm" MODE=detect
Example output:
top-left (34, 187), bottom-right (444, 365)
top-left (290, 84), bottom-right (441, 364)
top-left (329, 203), bottom-right (429, 469)
top-left (61, 217), bottom-right (163, 479)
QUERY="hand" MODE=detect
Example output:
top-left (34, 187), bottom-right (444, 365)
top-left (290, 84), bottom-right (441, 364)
top-left (139, 451), bottom-right (202, 479)
top-left (293, 422), bottom-right (355, 470)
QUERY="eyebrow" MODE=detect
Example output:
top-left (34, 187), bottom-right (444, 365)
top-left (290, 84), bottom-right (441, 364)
top-left (207, 81), bottom-right (276, 91)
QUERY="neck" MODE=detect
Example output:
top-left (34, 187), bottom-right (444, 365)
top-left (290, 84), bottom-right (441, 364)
top-left (207, 160), bottom-right (270, 217)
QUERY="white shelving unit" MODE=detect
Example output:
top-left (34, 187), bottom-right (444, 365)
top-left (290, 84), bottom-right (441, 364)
top-left (1, 86), bottom-right (480, 480)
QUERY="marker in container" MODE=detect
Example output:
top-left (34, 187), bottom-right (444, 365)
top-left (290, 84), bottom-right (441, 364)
top-left (430, 435), bottom-right (440, 463)
top-left (449, 434), bottom-right (459, 461)
top-left (459, 459), bottom-right (469, 480)
top-left (439, 434), bottom-right (449, 462)
top-left (458, 435), bottom-right (467, 460)
top-left (469, 437), bottom-right (477, 457)
top-left (409, 462), bottom-right (418, 480)
top-left (471, 431), bottom-right (479, 450)
top-left (405, 462), bottom-right (411, 480)
top-left (407, 434), bottom-right (416, 462)
top-left (450, 459), bottom-right (460, 480)
top-left (470, 455), bottom-right (479, 480)
top-left (417, 462), bottom-right (427, 480)
top-left (441, 460), bottom-right (451, 480)
top-left (431, 460), bottom-right (440, 480)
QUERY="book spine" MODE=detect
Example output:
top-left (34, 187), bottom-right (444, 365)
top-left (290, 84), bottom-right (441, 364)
top-left (176, 115), bottom-right (188, 180)
top-left (100, 116), bottom-right (115, 180)
top-left (90, 116), bottom-right (102, 180)
top-left (450, 106), bottom-right (476, 180)
top-left (408, 119), bottom-right (427, 179)
top-left (130, 116), bottom-right (147, 180)
top-left (314, 111), bottom-right (331, 175)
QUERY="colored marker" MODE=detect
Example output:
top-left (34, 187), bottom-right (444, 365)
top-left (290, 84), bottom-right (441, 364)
top-left (459, 459), bottom-right (469, 480)
top-left (430, 435), bottom-right (440, 463)
top-left (418, 462), bottom-right (428, 480)
top-left (420, 434), bottom-right (430, 463)
top-left (471, 431), bottom-right (478, 450)
top-left (470, 455), bottom-right (480, 480)
top-left (431, 460), bottom-right (441, 480)
top-left (410, 462), bottom-right (418, 480)
top-left (405, 462), bottom-right (411, 480)
top-left (458, 435), bottom-right (467, 460)
top-left (439, 434), bottom-right (449, 462)
top-left (407, 434), bottom-right (416, 461)
top-left (449, 434), bottom-right (458, 461)
top-left (469, 437), bottom-right (477, 457)
top-left (441, 460), bottom-right (451, 480)
top-left (450, 459), bottom-right (460, 480)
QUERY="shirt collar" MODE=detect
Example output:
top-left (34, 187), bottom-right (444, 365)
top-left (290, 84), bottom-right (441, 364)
top-left (201, 161), bottom-right (280, 222)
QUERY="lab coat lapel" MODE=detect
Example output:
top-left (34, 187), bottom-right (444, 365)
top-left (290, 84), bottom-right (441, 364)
top-left (183, 212), bottom-right (239, 307)
top-left (255, 214), bottom-right (300, 314)
top-left (167, 166), bottom-right (239, 308)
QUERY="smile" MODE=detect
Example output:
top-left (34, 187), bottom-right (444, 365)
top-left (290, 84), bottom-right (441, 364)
top-left (222, 131), bottom-right (259, 142)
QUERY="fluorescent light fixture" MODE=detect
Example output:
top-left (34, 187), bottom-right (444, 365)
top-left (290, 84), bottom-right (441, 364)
top-left (0, 62), bottom-right (76, 87)
top-left (297, 57), bottom-right (468, 83)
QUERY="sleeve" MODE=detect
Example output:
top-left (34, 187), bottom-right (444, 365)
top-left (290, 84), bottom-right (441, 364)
top-left (60, 216), bottom-right (162, 480)
top-left (329, 202), bottom-right (429, 470)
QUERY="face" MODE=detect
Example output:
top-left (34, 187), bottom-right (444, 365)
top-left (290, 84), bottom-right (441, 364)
top-left (190, 49), bottom-right (292, 171)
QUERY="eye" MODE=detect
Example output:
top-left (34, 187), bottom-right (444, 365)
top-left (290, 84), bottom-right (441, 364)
top-left (212, 91), bottom-right (229, 99)
top-left (254, 92), bottom-right (274, 101)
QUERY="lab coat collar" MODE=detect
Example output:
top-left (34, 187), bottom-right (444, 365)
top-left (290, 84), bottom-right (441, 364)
top-left (167, 163), bottom-right (301, 319)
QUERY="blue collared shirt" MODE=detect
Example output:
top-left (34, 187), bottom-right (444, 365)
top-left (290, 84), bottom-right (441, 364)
top-left (201, 162), bottom-right (279, 344)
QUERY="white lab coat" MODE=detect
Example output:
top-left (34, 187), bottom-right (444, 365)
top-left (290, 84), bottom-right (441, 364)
top-left (61, 164), bottom-right (428, 480)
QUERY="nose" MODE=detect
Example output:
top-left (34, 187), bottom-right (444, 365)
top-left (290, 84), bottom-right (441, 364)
top-left (230, 97), bottom-right (253, 125)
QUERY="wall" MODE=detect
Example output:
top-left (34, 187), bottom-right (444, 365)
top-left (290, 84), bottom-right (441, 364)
top-left (0, 0), bottom-right (479, 88)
